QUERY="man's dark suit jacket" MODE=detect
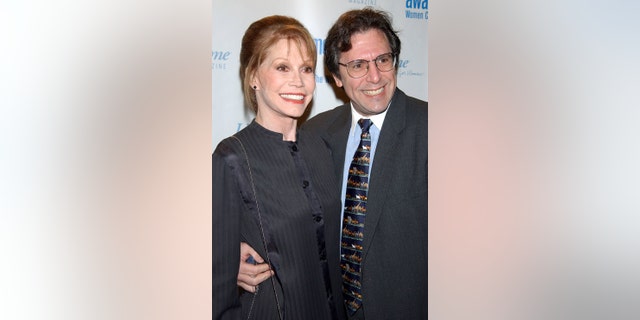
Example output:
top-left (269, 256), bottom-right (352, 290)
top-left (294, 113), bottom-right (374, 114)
top-left (302, 89), bottom-right (428, 319)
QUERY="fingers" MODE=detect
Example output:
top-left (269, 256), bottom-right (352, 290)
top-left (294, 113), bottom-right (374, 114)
top-left (237, 269), bottom-right (274, 292)
top-left (237, 242), bottom-right (274, 293)
top-left (237, 281), bottom-right (256, 293)
top-left (239, 258), bottom-right (271, 275)
top-left (238, 264), bottom-right (273, 286)
top-left (237, 267), bottom-right (274, 292)
top-left (240, 242), bottom-right (265, 263)
top-left (237, 283), bottom-right (261, 294)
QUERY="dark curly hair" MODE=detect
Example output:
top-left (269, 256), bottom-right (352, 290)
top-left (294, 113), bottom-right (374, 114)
top-left (324, 7), bottom-right (401, 81)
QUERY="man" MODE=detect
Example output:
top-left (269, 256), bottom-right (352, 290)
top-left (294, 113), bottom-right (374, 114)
top-left (238, 7), bottom-right (427, 319)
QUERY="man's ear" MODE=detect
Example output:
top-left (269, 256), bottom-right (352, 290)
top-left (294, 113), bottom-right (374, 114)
top-left (333, 74), bottom-right (343, 88)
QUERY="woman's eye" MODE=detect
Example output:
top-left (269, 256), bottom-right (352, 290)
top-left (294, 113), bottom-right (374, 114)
top-left (276, 65), bottom-right (289, 72)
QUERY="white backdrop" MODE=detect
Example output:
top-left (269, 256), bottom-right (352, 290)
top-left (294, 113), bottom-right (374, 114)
top-left (212, 0), bottom-right (428, 148)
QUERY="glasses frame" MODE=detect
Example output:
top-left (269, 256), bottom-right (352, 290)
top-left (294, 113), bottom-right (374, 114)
top-left (337, 52), bottom-right (397, 79)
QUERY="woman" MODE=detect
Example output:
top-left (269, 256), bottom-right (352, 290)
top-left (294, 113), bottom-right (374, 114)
top-left (212, 16), bottom-right (345, 320)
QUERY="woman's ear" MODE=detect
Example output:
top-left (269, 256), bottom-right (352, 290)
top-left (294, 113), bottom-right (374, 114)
top-left (249, 73), bottom-right (259, 90)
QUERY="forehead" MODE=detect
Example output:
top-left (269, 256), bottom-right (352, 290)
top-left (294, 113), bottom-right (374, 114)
top-left (341, 29), bottom-right (391, 61)
top-left (265, 38), bottom-right (311, 61)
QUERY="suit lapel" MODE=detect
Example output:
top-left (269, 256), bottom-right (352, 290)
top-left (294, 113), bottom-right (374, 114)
top-left (361, 90), bottom-right (407, 260)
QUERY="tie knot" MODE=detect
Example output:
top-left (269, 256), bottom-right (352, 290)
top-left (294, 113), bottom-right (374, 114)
top-left (357, 118), bottom-right (373, 133)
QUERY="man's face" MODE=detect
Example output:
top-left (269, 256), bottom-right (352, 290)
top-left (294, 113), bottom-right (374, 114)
top-left (333, 29), bottom-right (397, 117)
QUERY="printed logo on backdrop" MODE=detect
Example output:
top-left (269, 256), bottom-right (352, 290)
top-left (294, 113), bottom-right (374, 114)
top-left (212, 50), bottom-right (232, 70)
top-left (405, 0), bottom-right (428, 20)
top-left (397, 58), bottom-right (424, 79)
top-left (314, 37), bottom-right (332, 84)
top-left (348, 0), bottom-right (377, 5)
top-left (399, 0), bottom-right (427, 80)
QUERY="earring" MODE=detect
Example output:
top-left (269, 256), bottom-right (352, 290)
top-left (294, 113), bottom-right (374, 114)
top-left (252, 85), bottom-right (257, 90)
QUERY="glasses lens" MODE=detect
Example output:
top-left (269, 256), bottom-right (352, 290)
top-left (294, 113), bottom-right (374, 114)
top-left (347, 60), bottom-right (368, 78)
top-left (343, 53), bottom-right (395, 78)
top-left (375, 53), bottom-right (395, 72)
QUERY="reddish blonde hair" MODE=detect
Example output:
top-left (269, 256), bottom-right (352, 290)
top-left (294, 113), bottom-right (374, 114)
top-left (239, 15), bottom-right (317, 112)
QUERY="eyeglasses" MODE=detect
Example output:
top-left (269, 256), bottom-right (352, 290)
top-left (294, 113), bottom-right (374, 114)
top-left (338, 52), bottom-right (396, 79)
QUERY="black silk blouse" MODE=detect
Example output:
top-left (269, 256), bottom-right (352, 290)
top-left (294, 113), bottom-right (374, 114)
top-left (212, 120), bottom-right (345, 320)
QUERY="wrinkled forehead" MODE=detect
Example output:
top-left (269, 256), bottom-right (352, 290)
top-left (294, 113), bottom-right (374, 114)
top-left (339, 29), bottom-right (391, 61)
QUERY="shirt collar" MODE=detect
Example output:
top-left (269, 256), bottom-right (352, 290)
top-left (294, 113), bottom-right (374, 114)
top-left (349, 101), bottom-right (390, 131)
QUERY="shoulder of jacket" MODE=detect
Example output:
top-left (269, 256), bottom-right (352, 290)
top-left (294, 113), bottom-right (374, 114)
top-left (303, 104), bottom-right (347, 128)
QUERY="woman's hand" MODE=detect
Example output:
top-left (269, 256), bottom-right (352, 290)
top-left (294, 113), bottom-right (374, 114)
top-left (237, 242), bottom-right (274, 293)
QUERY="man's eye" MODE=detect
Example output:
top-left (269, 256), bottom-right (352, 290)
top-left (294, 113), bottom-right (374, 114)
top-left (378, 56), bottom-right (391, 64)
top-left (351, 61), bottom-right (365, 70)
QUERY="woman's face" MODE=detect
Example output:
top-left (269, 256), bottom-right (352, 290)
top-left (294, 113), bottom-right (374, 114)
top-left (252, 39), bottom-right (316, 123)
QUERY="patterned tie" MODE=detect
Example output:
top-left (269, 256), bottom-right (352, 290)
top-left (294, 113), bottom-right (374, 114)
top-left (341, 118), bottom-right (372, 315)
